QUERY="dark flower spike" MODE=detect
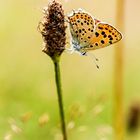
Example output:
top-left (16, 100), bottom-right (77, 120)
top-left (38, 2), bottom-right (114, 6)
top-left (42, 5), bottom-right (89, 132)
top-left (38, 1), bottom-right (67, 140)
top-left (38, 0), bottom-right (66, 59)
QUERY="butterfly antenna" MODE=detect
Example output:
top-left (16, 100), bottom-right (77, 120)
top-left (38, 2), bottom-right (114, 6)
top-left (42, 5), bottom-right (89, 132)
top-left (85, 52), bottom-right (100, 69)
top-left (90, 53), bottom-right (99, 61)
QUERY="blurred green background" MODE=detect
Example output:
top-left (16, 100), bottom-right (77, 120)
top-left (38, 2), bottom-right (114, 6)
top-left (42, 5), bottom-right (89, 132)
top-left (0, 0), bottom-right (140, 140)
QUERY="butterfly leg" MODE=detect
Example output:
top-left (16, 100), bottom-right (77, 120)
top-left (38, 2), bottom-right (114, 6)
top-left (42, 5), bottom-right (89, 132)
top-left (69, 39), bottom-right (83, 54)
top-left (66, 40), bottom-right (88, 56)
top-left (80, 51), bottom-right (87, 56)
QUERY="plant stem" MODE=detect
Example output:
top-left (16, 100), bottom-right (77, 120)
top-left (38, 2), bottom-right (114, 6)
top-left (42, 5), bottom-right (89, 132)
top-left (53, 56), bottom-right (67, 140)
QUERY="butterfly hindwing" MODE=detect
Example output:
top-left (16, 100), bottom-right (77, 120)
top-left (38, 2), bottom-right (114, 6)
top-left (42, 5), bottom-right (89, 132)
top-left (83, 22), bottom-right (122, 50)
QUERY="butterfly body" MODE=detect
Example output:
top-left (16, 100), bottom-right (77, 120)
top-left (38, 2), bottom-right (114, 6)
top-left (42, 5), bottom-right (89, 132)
top-left (68, 9), bottom-right (122, 54)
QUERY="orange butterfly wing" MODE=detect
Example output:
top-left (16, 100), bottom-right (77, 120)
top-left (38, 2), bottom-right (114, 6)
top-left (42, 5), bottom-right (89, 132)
top-left (83, 22), bottom-right (122, 50)
top-left (68, 10), bottom-right (122, 52)
top-left (68, 11), bottom-right (95, 47)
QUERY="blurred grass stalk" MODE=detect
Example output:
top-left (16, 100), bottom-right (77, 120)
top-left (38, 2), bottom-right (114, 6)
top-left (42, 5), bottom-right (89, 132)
top-left (114, 0), bottom-right (125, 140)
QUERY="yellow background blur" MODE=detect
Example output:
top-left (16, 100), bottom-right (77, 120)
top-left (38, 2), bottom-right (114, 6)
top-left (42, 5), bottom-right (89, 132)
top-left (0, 0), bottom-right (140, 140)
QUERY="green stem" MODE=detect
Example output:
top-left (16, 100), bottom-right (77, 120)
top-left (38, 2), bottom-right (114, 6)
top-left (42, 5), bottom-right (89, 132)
top-left (53, 56), bottom-right (67, 140)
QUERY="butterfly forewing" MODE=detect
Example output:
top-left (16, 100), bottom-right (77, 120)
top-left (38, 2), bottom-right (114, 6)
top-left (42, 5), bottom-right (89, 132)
top-left (68, 11), bottom-right (95, 47)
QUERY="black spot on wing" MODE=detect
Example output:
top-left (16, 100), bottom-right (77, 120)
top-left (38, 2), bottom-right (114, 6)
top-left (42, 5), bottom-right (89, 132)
top-left (103, 34), bottom-right (107, 38)
top-left (101, 40), bottom-right (105, 44)
top-left (95, 43), bottom-right (98, 46)
top-left (79, 29), bottom-right (81, 33)
top-left (101, 31), bottom-right (105, 35)
top-left (77, 20), bottom-right (80, 23)
top-left (98, 26), bottom-right (103, 30)
top-left (95, 32), bottom-right (99, 37)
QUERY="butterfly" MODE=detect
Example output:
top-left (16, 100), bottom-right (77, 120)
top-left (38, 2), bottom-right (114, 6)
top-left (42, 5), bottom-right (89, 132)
top-left (67, 9), bottom-right (122, 55)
